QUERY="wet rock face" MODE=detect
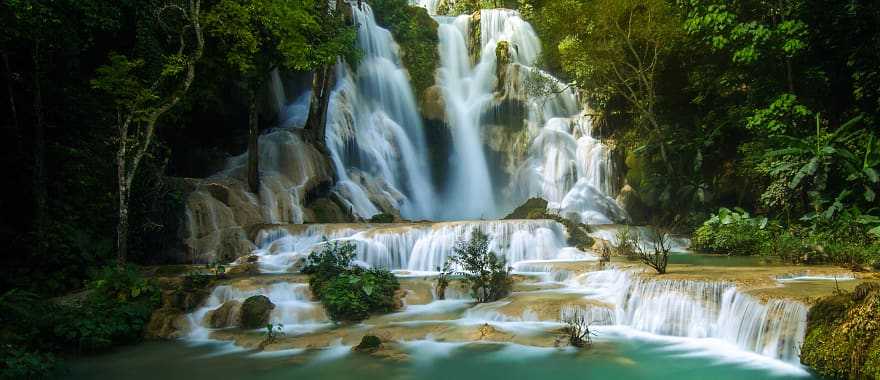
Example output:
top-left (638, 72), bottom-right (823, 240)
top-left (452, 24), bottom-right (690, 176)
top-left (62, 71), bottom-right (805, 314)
top-left (801, 282), bottom-right (880, 379)
top-left (239, 295), bottom-right (276, 329)
top-left (205, 300), bottom-right (242, 329)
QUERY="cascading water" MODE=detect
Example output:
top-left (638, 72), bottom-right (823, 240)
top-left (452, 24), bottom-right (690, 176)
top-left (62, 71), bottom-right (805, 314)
top-left (424, 7), bottom-right (625, 222)
top-left (250, 220), bottom-right (595, 273)
top-left (571, 268), bottom-right (809, 363)
top-left (324, 3), bottom-right (438, 220)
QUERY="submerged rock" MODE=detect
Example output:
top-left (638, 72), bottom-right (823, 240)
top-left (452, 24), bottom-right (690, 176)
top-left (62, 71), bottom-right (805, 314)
top-left (239, 295), bottom-right (275, 329)
top-left (801, 282), bottom-right (880, 379)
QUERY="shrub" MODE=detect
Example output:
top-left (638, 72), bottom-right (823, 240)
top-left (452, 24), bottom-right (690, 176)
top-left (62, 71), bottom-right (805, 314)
top-left (693, 208), bottom-right (771, 255)
top-left (445, 231), bottom-right (513, 303)
top-left (320, 269), bottom-right (400, 323)
top-left (560, 307), bottom-right (595, 348)
top-left (0, 345), bottom-right (57, 379)
top-left (302, 241), bottom-right (357, 300)
top-left (612, 226), bottom-right (638, 259)
top-left (368, 213), bottom-right (395, 223)
top-left (304, 241), bottom-right (401, 323)
top-left (634, 228), bottom-right (671, 274)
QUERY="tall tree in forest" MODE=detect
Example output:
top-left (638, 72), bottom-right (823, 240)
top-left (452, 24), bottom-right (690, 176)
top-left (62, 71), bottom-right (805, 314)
top-left (91, 0), bottom-right (205, 264)
top-left (557, 0), bottom-right (679, 169)
top-left (204, 0), bottom-right (355, 194)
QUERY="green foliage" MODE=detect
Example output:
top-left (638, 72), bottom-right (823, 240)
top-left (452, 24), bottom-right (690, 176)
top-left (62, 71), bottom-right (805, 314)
top-left (0, 345), bottom-right (57, 380)
top-left (801, 283), bottom-right (880, 379)
top-left (371, 0), bottom-right (439, 103)
top-left (321, 268), bottom-right (400, 322)
top-left (204, 0), bottom-right (355, 81)
top-left (303, 241), bottom-right (401, 323)
top-left (368, 213), bottom-right (395, 223)
top-left (693, 207), bottom-right (771, 255)
top-left (445, 231), bottom-right (513, 303)
top-left (302, 240), bottom-right (357, 300)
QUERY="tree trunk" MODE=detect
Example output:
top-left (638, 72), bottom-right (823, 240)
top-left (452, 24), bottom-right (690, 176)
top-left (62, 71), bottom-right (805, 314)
top-left (247, 88), bottom-right (260, 194)
top-left (31, 47), bottom-right (48, 258)
top-left (305, 65), bottom-right (334, 152)
top-left (2, 51), bottom-right (21, 154)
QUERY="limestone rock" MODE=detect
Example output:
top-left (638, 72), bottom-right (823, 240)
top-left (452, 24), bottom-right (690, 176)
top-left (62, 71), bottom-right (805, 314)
top-left (420, 85), bottom-right (446, 122)
top-left (205, 300), bottom-right (242, 328)
top-left (616, 184), bottom-right (646, 224)
top-left (145, 307), bottom-right (188, 340)
top-left (239, 295), bottom-right (275, 329)
top-left (353, 335), bottom-right (383, 353)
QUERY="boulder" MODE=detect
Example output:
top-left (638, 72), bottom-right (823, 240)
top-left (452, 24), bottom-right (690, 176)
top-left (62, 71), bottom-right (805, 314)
top-left (353, 335), bottom-right (383, 353)
top-left (145, 307), bottom-right (188, 340)
top-left (239, 295), bottom-right (275, 329)
top-left (205, 300), bottom-right (242, 328)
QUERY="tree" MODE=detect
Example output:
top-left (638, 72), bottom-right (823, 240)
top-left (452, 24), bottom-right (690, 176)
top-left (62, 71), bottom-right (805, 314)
top-left (92, 0), bottom-right (205, 265)
top-left (558, 0), bottom-right (680, 171)
top-left (204, 0), bottom-right (355, 194)
top-left (633, 227), bottom-right (671, 274)
top-left (445, 231), bottom-right (512, 303)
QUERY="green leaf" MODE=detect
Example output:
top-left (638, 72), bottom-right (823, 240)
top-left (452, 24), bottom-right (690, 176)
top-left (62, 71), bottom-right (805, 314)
top-left (865, 186), bottom-right (876, 202)
top-left (789, 157), bottom-right (818, 189)
top-left (869, 225), bottom-right (880, 238)
top-left (864, 168), bottom-right (879, 183)
top-left (362, 284), bottom-right (374, 296)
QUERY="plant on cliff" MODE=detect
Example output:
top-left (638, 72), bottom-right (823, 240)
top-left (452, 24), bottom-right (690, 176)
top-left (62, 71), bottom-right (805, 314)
top-left (445, 231), bottom-right (513, 303)
top-left (303, 241), bottom-right (401, 323)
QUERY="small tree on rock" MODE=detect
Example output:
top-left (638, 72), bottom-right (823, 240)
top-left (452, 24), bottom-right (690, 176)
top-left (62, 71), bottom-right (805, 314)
top-left (445, 231), bottom-right (513, 303)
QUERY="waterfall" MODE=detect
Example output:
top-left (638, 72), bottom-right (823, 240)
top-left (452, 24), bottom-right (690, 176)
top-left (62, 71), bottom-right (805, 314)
top-left (423, 7), bottom-right (625, 223)
top-left (435, 16), bottom-right (498, 218)
top-left (575, 269), bottom-right (809, 363)
top-left (323, 3), bottom-right (438, 220)
top-left (250, 220), bottom-right (596, 273)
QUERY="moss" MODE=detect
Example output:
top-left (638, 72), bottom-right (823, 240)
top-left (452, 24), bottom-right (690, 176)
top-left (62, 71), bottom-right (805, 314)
top-left (370, 1), bottom-right (439, 107)
top-left (369, 213), bottom-right (395, 223)
top-left (801, 283), bottom-right (880, 379)
top-left (504, 198), bottom-right (594, 250)
top-left (239, 295), bottom-right (275, 329)
top-left (309, 197), bottom-right (348, 223)
top-left (354, 335), bottom-right (382, 353)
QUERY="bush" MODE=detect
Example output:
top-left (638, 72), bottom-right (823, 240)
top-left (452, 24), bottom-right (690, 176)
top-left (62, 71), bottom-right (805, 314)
top-left (445, 231), bottom-right (513, 303)
top-left (0, 345), bottom-right (57, 380)
top-left (368, 213), bottom-right (395, 223)
top-left (320, 268), bottom-right (400, 323)
top-left (693, 208), bottom-right (771, 255)
top-left (303, 241), bottom-right (401, 323)
top-left (302, 241), bottom-right (357, 300)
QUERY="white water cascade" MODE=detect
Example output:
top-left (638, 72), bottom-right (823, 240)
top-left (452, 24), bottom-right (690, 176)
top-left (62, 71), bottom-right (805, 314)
top-left (571, 269), bottom-right (808, 363)
top-left (250, 220), bottom-right (595, 273)
top-left (426, 7), bottom-right (625, 223)
top-left (324, 3), bottom-right (438, 220)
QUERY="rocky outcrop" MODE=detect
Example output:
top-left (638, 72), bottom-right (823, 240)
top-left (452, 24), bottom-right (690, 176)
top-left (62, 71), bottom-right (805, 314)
top-left (240, 295), bottom-right (276, 329)
top-left (183, 129), bottom-right (340, 264)
top-left (616, 184), bottom-right (646, 224)
top-left (205, 300), bottom-right (242, 329)
top-left (801, 282), bottom-right (880, 379)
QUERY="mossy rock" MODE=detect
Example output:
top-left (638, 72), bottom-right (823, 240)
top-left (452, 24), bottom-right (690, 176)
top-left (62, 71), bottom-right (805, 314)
top-left (354, 335), bottom-right (383, 353)
top-left (801, 282), bottom-right (880, 379)
top-left (504, 198), bottom-right (548, 219)
top-left (309, 197), bottom-right (349, 223)
top-left (239, 295), bottom-right (275, 329)
top-left (369, 213), bottom-right (395, 223)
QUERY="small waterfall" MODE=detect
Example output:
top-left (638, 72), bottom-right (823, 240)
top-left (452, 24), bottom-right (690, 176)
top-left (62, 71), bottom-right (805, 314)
top-left (324, 3), bottom-right (438, 220)
top-left (575, 269), bottom-right (809, 363)
top-left (187, 282), bottom-right (327, 339)
top-left (250, 220), bottom-right (596, 273)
